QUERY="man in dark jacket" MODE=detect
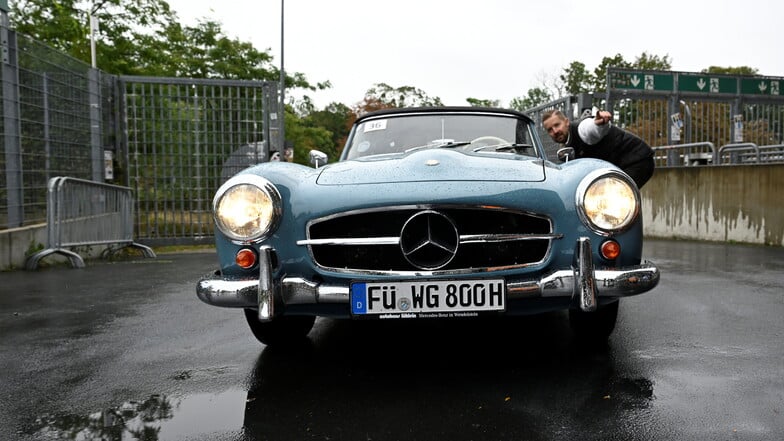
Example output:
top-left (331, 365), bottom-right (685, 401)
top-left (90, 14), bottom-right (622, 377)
top-left (542, 109), bottom-right (655, 188)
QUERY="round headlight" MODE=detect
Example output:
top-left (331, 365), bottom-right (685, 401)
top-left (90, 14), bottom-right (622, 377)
top-left (213, 175), bottom-right (282, 242)
top-left (577, 170), bottom-right (639, 234)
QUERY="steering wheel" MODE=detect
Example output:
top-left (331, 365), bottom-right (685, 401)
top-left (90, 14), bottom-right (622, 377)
top-left (470, 136), bottom-right (510, 146)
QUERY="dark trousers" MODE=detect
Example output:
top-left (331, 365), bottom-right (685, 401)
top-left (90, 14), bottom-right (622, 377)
top-left (624, 157), bottom-right (655, 189)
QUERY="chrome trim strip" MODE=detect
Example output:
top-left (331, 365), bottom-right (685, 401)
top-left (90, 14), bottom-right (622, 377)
top-left (196, 277), bottom-right (258, 307)
top-left (297, 233), bottom-right (562, 246)
top-left (575, 237), bottom-right (597, 312)
top-left (459, 233), bottom-right (563, 243)
top-left (317, 285), bottom-right (351, 303)
top-left (258, 246), bottom-right (274, 321)
top-left (297, 237), bottom-right (400, 246)
top-left (280, 278), bottom-right (350, 304)
top-left (281, 277), bottom-right (317, 304)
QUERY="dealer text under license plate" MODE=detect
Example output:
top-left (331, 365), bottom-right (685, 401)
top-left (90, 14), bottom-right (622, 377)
top-left (351, 279), bottom-right (505, 318)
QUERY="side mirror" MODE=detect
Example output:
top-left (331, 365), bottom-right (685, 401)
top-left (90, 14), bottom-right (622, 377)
top-left (557, 147), bottom-right (574, 163)
top-left (309, 150), bottom-right (328, 168)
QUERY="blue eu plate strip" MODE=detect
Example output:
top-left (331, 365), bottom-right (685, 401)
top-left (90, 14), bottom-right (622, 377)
top-left (351, 283), bottom-right (367, 314)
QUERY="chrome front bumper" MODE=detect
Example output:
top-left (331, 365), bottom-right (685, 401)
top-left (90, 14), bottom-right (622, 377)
top-left (196, 238), bottom-right (660, 321)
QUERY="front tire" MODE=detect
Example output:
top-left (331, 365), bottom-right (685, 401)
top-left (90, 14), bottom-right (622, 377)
top-left (243, 309), bottom-right (316, 346)
top-left (568, 300), bottom-right (619, 342)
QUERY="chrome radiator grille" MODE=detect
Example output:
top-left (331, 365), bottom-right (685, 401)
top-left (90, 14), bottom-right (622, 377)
top-left (302, 206), bottom-right (555, 274)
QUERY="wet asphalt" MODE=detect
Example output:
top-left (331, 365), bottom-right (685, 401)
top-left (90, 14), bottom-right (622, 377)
top-left (0, 239), bottom-right (782, 441)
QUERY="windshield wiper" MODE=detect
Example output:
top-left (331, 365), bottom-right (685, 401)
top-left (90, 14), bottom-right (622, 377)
top-left (472, 143), bottom-right (534, 153)
top-left (404, 141), bottom-right (472, 153)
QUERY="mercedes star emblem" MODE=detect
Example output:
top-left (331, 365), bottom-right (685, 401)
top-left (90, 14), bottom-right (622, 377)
top-left (399, 210), bottom-right (459, 270)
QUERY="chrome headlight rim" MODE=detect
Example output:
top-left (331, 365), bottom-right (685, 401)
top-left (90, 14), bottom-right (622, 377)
top-left (576, 168), bottom-right (640, 236)
top-left (212, 174), bottom-right (282, 243)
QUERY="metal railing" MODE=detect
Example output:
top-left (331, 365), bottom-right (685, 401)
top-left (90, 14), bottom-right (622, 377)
top-left (717, 143), bottom-right (760, 164)
top-left (653, 142), bottom-right (784, 166)
top-left (26, 177), bottom-right (155, 269)
top-left (652, 142), bottom-right (717, 167)
top-left (759, 144), bottom-right (784, 162)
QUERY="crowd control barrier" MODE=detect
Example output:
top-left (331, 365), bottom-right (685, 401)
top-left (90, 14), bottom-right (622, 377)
top-left (26, 177), bottom-right (155, 269)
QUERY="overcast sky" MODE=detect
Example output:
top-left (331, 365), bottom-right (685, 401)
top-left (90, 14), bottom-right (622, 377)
top-left (166, 0), bottom-right (783, 108)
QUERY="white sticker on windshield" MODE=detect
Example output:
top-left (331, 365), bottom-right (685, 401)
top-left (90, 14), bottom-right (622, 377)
top-left (363, 120), bottom-right (387, 133)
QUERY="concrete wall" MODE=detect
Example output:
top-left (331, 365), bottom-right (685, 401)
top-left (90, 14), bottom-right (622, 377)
top-left (641, 164), bottom-right (784, 247)
top-left (0, 224), bottom-right (107, 271)
top-left (0, 224), bottom-right (48, 270)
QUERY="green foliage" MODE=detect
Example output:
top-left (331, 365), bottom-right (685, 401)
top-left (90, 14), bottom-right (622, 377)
top-left (634, 52), bottom-right (672, 70)
top-left (363, 83), bottom-right (444, 108)
top-left (24, 240), bottom-right (44, 258)
top-left (304, 102), bottom-right (354, 149)
top-left (591, 54), bottom-right (631, 91)
top-left (466, 98), bottom-right (500, 107)
top-left (8, 0), bottom-right (323, 92)
top-left (560, 61), bottom-right (593, 95)
top-left (509, 87), bottom-right (553, 111)
top-left (10, 0), bottom-right (176, 75)
top-left (702, 66), bottom-right (759, 75)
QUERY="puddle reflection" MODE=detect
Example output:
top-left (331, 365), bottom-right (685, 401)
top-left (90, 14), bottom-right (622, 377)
top-left (31, 390), bottom-right (246, 440)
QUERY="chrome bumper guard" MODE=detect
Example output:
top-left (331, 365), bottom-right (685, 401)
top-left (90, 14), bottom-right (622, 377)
top-left (196, 238), bottom-right (660, 321)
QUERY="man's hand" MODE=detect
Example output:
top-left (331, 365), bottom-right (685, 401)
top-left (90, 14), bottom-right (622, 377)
top-left (594, 110), bottom-right (612, 125)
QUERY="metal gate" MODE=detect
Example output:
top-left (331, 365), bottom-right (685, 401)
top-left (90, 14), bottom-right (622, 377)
top-left (118, 76), bottom-right (280, 245)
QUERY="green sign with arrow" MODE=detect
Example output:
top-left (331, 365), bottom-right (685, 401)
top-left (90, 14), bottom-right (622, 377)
top-left (740, 78), bottom-right (782, 96)
top-left (609, 71), bottom-right (674, 92)
top-left (608, 69), bottom-right (784, 100)
top-left (678, 74), bottom-right (737, 94)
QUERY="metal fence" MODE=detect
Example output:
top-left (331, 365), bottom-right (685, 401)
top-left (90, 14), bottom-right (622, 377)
top-left (25, 177), bottom-right (155, 269)
top-left (2, 19), bottom-right (279, 246)
top-left (1, 22), bottom-right (103, 230)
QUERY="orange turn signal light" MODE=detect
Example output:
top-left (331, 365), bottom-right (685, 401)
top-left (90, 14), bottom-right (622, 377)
top-left (600, 240), bottom-right (621, 261)
top-left (236, 248), bottom-right (257, 269)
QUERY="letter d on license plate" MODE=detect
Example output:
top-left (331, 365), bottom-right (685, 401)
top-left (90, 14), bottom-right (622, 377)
top-left (351, 279), bottom-right (505, 317)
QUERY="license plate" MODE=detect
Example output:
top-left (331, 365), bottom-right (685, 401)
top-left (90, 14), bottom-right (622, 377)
top-left (351, 279), bottom-right (505, 318)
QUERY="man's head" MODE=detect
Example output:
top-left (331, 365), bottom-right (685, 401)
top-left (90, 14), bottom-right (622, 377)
top-left (542, 109), bottom-right (570, 144)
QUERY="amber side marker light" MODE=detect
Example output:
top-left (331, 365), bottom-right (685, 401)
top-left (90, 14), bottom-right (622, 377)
top-left (600, 240), bottom-right (621, 260)
top-left (236, 248), bottom-right (258, 269)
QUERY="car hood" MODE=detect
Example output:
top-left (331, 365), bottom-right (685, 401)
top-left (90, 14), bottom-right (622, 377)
top-left (316, 149), bottom-right (545, 185)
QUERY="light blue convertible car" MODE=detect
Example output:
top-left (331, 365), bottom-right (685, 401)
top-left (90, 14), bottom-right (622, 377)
top-left (197, 107), bottom-right (659, 346)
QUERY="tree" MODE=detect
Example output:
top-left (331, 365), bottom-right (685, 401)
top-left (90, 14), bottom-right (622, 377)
top-left (302, 102), bottom-right (355, 158)
top-left (285, 108), bottom-right (336, 165)
top-left (634, 52), bottom-right (672, 70)
top-left (509, 87), bottom-right (552, 111)
top-left (10, 0), bottom-right (177, 75)
top-left (9, 0), bottom-right (326, 92)
top-left (560, 61), bottom-right (593, 95)
top-left (466, 98), bottom-right (500, 107)
top-left (591, 54), bottom-right (631, 92)
top-left (361, 83), bottom-right (443, 109)
top-left (702, 66), bottom-right (759, 75)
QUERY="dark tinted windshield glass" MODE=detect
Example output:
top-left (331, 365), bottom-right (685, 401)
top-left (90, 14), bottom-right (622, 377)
top-left (344, 113), bottom-right (538, 159)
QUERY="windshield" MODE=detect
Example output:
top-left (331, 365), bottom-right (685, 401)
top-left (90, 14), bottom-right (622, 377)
top-left (343, 113), bottom-right (541, 160)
